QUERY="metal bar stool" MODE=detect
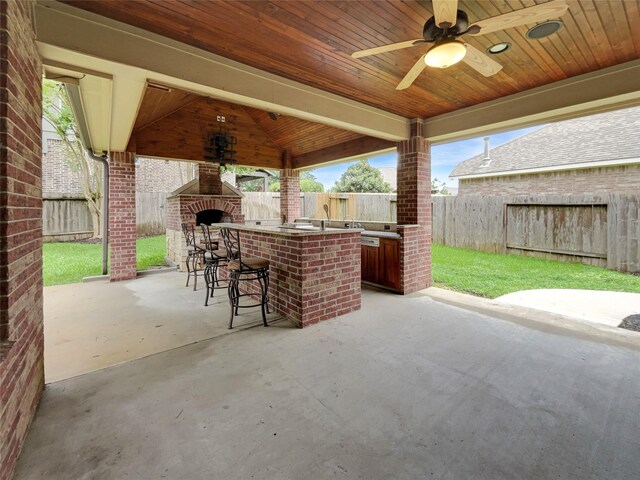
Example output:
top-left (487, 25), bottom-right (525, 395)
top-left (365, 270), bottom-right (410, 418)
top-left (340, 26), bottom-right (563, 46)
top-left (181, 222), bottom-right (206, 291)
top-left (220, 228), bottom-right (270, 329)
top-left (201, 224), bottom-right (229, 306)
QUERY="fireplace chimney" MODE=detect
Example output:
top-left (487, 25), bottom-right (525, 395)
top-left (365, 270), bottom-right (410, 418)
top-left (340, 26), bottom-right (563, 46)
top-left (480, 137), bottom-right (491, 167)
top-left (198, 163), bottom-right (223, 195)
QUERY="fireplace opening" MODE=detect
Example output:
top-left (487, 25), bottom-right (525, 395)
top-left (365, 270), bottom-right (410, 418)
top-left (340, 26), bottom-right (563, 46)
top-left (196, 209), bottom-right (224, 225)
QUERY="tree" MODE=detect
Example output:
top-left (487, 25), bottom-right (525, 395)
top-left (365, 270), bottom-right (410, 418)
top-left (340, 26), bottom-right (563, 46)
top-left (269, 171), bottom-right (324, 193)
top-left (331, 160), bottom-right (392, 193)
top-left (42, 79), bottom-right (104, 238)
top-left (431, 178), bottom-right (449, 195)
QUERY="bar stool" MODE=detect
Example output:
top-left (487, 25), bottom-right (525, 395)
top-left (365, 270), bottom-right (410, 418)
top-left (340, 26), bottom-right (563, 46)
top-left (181, 222), bottom-right (205, 291)
top-left (201, 224), bottom-right (229, 306)
top-left (220, 228), bottom-right (270, 329)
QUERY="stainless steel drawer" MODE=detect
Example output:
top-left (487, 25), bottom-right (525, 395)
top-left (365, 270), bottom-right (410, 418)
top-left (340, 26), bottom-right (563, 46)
top-left (361, 236), bottom-right (380, 247)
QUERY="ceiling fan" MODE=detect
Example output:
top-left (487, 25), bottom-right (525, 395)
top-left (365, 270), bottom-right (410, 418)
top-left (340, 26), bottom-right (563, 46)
top-left (351, 0), bottom-right (569, 90)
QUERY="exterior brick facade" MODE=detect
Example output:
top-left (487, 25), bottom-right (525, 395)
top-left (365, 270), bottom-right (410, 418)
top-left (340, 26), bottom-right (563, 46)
top-left (0, 1), bottom-right (45, 478)
top-left (109, 152), bottom-right (137, 281)
top-left (42, 139), bottom-right (84, 197)
top-left (135, 157), bottom-right (196, 193)
top-left (240, 230), bottom-right (361, 327)
top-left (396, 134), bottom-right (432, 293)
top-left (458, 164), bottom-right (640, 196)
top-left (280, 169), bottom-right (301, 223)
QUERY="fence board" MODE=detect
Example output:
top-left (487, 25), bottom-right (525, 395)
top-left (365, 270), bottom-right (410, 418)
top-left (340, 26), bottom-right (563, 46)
top-left (137, 191), bottom-right (168, 235)
top-left (43, 199), bottom-right (92, 235)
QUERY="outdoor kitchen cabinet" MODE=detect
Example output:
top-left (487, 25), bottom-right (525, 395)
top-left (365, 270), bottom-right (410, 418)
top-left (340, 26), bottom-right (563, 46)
top-left (361, 236), bottom-right (400, 291)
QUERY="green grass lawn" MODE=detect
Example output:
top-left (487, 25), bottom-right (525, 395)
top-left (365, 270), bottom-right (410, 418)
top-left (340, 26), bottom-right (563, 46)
top-left (432, 244), bottom-right (640, 299)
top-left (43, 235), bottom-right (167, 286)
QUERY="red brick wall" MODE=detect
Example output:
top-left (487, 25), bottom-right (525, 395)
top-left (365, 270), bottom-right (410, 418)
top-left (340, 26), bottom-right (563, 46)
top-left (396, 136), bottom-right (431, 293)
top-left (0, 1), bottom-right (45, 478)
top-left (241, 231), bottom-right (361, 327)
top-left (458, 164), bottom-right (640, 196)
top-left (166, 195), bottom-right (244, 231)
top-left (42, 139), bottom-right (85, 197)
top-left (198, 163), bottom-right (222, 195)
top-left (109, 152), bottom-right (137, 281)
top-left (280, 169), bottom-right (301, 223)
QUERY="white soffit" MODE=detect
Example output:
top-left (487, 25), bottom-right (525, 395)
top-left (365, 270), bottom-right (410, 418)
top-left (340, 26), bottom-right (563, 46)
top-left (35, 0), bottom-right (409, 144)
top-left (425, 60), bottom-right (640, 144)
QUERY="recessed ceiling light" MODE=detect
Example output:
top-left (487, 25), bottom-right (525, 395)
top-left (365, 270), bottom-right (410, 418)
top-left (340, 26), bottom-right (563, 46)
top-left (526, 20), bottom-right (564, 39)
top-left (487, 42), bottom-right (511, 55)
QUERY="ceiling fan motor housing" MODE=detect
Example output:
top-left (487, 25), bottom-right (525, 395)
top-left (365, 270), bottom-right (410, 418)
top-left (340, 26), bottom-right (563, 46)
top-left (423, 10), bottom-right (469, 42)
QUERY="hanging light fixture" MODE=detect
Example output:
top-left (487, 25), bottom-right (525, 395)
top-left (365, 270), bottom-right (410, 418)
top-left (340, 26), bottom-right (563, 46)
top-left (424, 39), bottom-right (467, 69)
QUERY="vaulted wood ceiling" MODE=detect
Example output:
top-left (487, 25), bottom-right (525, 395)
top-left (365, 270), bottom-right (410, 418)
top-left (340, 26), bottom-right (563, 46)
top-left (65, 0), bottom-right (640, 119)
top-left (131, 85), bottom-right (393, 168)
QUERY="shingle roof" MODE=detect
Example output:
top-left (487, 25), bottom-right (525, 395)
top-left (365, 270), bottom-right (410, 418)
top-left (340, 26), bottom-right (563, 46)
top-left (450, 106), bottom-right (640, 178)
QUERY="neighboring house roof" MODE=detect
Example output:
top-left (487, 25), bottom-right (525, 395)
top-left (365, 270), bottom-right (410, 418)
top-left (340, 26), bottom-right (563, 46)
top-left (450, 106), bottom-right (640, 179)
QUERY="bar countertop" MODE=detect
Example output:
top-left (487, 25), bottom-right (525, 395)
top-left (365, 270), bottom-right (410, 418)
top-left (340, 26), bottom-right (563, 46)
top-left (216, 223), bottom-right (360, 237)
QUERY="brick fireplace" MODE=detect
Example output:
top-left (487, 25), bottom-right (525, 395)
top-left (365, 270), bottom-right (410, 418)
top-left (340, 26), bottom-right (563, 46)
top-left (166, 164), bottom-right (243, 270)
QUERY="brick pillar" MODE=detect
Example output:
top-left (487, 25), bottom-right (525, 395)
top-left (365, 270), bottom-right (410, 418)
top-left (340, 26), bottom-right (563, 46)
top-left (280, 168), bottom-right (301, 223)
top-left (109, 152), bottom-right (137, 281)
top-left (0, 1), bottom-right (45, 478)
top-left (396, 120), bottom-right (431, 294)
top-left (198, 162), bottom-right (222, 195)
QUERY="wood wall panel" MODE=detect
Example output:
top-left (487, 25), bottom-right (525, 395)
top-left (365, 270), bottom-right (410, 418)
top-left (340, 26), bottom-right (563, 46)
top-left (133, 97), bottom-right (283, 168)
top-left (244, 107), bottom-right (364, 157)
top-left (133, 86), bottom-right (199, 131)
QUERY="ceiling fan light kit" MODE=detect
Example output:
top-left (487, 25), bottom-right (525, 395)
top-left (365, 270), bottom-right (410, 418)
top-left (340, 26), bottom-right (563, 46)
top-left (350, 0), bottom-right (569, 90)
top-left (425, 40), bottom-right (467, 68)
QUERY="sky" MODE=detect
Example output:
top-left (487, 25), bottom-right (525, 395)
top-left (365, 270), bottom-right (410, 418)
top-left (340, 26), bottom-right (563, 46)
top-left (309, 125), bottom-right (542, 190)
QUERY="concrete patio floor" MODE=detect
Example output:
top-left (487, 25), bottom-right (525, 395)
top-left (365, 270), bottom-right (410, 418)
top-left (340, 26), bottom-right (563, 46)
top-left (44, 272), bottom-right (284, 382)
top-left (16, 276), bottom-right (640, 479)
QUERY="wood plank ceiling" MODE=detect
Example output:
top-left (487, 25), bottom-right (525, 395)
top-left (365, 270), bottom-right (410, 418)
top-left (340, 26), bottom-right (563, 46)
top-left (65, 0), bottom-right (640, 119)
top-left (131, 85), bottom-right (392, 168)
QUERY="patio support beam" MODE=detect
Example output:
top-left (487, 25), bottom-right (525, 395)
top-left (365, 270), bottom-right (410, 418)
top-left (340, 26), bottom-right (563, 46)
top-left (0, 1), bottom-right (45, 477)
top-left (280, 151), bottom-right (301, 224)
top-left (109, 151), bottom-right (138, 281)
top-left (293, 137), bottom-right (395, 170)
top-left (396, 120), bottom-right (431, 294)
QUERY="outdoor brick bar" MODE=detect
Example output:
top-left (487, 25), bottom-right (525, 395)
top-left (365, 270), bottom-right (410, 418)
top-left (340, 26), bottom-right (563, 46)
top-left (218, 224), bottom-right (362, 328)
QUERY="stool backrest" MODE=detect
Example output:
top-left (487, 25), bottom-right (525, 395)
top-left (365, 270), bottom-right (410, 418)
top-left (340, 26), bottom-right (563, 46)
top-left (200, 224), bottom-right (218, 250)
top-left (181, 222), bottom-right (196, 247)
top-left (220, 228), bottom-right (241, 264)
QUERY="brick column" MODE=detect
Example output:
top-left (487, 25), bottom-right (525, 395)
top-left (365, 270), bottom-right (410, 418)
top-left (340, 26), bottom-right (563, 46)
top-left (109, 152), bottom-right (137, 281)
top-left (198, 162), bottom-right (222, 195)
top-left (280, 168), bottom-right (301, 223)
top-left (0, 1), bottom-right (45, 478)
top-left (396, 120), bottom-right (431, 293)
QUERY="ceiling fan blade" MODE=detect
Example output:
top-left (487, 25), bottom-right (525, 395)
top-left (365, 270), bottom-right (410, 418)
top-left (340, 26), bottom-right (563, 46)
top-left (352, 39), bottom-right (425, 59)
top-left (461, 44), bottom-right (503, 77)
top-left (396, 54), bottom-right (428, 90)
top-left (469, 0), bottom-right (569, 36)
top-left (432, 0), bottom-right (458, 28)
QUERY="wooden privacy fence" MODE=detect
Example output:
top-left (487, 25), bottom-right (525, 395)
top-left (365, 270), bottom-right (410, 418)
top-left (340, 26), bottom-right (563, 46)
top-left (432, 194), bottom-right (640, 273)
top-left (242, 192), bottom-right (397, 222)
top-left (43, 198), bottom-right (93, 240)
top-left (43, 192), bottom-right (170, 239)
top-left (136, 192), bottom-right (169, 235)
